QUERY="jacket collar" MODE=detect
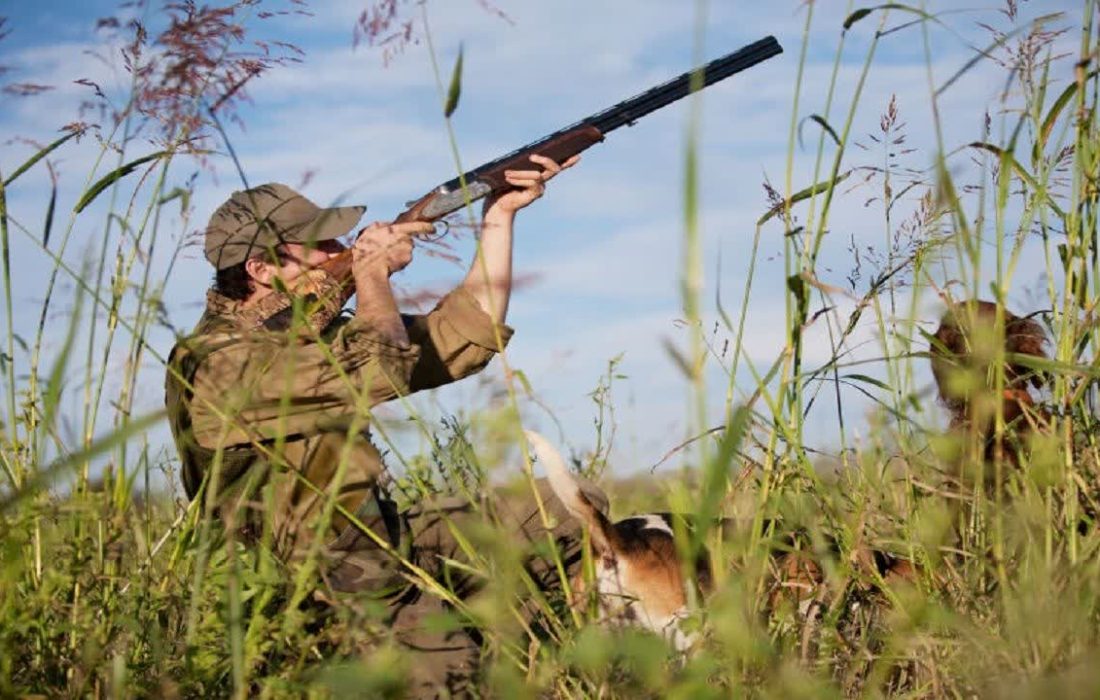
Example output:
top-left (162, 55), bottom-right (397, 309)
top-left (204, 289), bottom-right (274, 331)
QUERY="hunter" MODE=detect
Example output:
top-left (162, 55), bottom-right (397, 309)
top-left (164, 154), bottom-right (603, 695)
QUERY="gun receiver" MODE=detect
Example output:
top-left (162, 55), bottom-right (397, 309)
top-left (397, 34), bottom-right (782, 222)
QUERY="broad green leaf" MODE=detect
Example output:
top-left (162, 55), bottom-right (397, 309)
top-left (74, 151), bottom-right (168, 213)
top-left (444, 44), bottom-right (464, 118)
top-left (843, 8), bottom-right (873, 29)
top-left (1005, 351), bottom-right (1100, 380)
top-left (786, 274), bottom-right (807, 313)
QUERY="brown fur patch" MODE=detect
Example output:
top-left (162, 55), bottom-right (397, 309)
top-left (930, 299), bottom-right (1050, 464)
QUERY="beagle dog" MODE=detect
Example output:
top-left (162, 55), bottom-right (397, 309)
top-left (525, 430), bottom-right (710, 651)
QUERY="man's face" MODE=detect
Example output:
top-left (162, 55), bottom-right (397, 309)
top-left (278, 238), bottom-right (345, 271)
top-left (260, 238), bottom-right (346, 286)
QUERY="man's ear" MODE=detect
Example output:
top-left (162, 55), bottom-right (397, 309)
top-left (244, 256), bottom-right (275, 288)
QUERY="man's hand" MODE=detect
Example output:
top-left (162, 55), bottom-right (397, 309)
top-left (483, 153), bottom-right (580, 216)
top-left (351, 220), bottom-right (433, 277)
top-left (350, 220), bottom-right (431, 345)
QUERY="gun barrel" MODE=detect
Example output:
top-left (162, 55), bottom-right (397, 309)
top-left (434, 36), bottom-right (782, 196)
top-left (589, 35), bottom-right (782, 133)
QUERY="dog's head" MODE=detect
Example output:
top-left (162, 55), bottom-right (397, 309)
top-left (930, 299), bottom-right (1048, 426)
top-left (525, 430), bottom-right (708, 650)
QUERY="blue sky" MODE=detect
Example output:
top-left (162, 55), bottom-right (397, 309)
top-left (0, 0), bottom-right (1084, 478)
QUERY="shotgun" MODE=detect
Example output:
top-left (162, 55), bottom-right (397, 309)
top-left (397, 35), bottom-right (783, 222)
top-left (258, 35), bottom-right (783, 332)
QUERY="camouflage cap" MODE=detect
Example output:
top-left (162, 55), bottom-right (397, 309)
top-left (204, 183), bottom-right (366, 270)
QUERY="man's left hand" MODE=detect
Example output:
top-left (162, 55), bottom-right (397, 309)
top-left (483, 153), bottom-right (580, 216)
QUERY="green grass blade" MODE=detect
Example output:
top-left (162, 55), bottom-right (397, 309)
top-left (444, 43), bottom-right (464, 117)
top-left (843, 4), bottom-right (935, 32)
top-left (758, 171), bottom-right (851, 225)
top-left (1039, 69), bottom-right (1099, 148)
top-left (40, 286), bottom-right (83, 433)
top-left (2, 131), bottom-right (80, 188)
top-left (0, 408), bottom-right (165, 514)
top-left (42, 182), bottom-right (57, 247)
top-left (74, 151), bottom-right (169, 214)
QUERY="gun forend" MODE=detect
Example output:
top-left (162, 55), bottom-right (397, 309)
top-left (396, 125), bottom-right (604, 223)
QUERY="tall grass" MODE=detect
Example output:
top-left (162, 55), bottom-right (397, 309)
top-left (3, 0), bottom-right (1100, 697)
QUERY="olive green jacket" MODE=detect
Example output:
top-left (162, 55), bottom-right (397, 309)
top-left (165, 287), bottom-right (512, 555)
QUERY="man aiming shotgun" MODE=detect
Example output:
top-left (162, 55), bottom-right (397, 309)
top-left (164, 36), bottom-right (781, 696)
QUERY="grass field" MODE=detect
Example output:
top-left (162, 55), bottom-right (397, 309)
top-left (4, 1), bottom-right (1100, 697)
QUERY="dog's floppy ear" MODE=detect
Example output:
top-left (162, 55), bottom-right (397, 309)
top-left (524, 430), bottom-right (621, 558)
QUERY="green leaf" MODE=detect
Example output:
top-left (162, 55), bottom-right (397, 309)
top-left (443, 44), bottom-right (464, 118)
top-left (758, 351), bottom-right (785, 390)
top-left (1039, 70), bottom-right (1099, 150)
top-left (843, 8), bottom-right (873, 29)
top-left (843, 4), bottom-right (931, 31)
top-left (510, 368), bottom-right (534, 396)
top-left (662, 337), bottom-right (694, 378)
top-left (42, 182), bottom-right (57, 247)
top-left (684, 405), bottom-right (752, 562)
top-left (2, 130), bottom-right (80, 187)
top-left (786, 274), bottom-right (807, 311)
top-left (41, 280), bottom-right (83, 432)
top-left (74, 151), bottom-right (169, 213)
top-left (841, 373), bottom-right (892, 392)
top-left (1004, 352), bottom-right (1100, 380)
top-left (159, 185), bottom-right (192, 214)
top-left (758, 171), bottom-right (851, 225)
top-left (799, 114), bottom-right (841, 148)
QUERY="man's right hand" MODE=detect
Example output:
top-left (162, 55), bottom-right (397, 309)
top-left (351, 221), bottom-right (433, 277)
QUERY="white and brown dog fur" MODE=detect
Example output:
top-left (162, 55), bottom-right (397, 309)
top-left (525, 430), bottom-right (711, 651)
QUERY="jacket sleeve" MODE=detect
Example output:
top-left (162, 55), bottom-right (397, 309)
top-left (403, 287), bottom-right (514, 392)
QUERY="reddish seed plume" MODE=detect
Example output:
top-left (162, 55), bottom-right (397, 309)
top-left (353, 1), bottom-right (512, 63)
top-left (78, 1), bottom-right (303, 155)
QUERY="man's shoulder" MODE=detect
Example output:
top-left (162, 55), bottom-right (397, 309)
top-left (168, 312), bottom-right (256, 373)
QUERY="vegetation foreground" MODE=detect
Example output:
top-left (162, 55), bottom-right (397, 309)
top-left (4, 1), bottom-right (1100, 697)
